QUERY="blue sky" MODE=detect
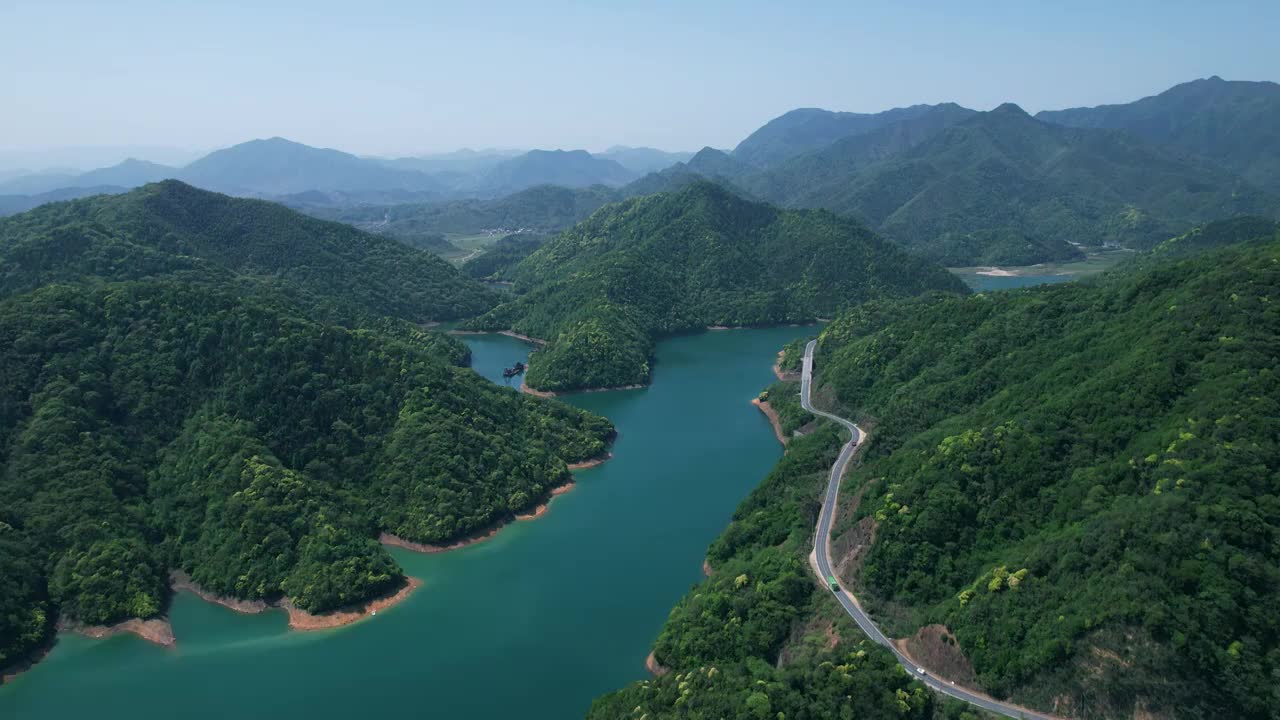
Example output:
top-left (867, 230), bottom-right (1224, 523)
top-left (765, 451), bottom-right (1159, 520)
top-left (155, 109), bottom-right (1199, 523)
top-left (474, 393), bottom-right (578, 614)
top-left (2, 0), bottom-right (1277, 156)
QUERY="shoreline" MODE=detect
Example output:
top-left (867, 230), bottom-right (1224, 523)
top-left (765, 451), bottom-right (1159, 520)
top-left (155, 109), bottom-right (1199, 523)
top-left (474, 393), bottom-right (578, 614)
top-left (284, 577), bottom-right (423, 631)
top-left (568, 452), bottom-right (613, 470)
top-left (515, 482), bottom-right (576, 520)
top-left (171, 570), bottom-right (422, 631)
top-left (645, 650), bottom-right (671, 677)
top-left (773, 350), bottom-right (798, 381)
top-left (446, 329), bottom-right (547, 346)
top-left (520, 380), bottom-right (646, 397)
top-left (59, 616), bottom-right (176, 648)
top-left (752, 397), bottom-right (788, 445)
top-left (171, 570), bottom-right (272, 614)
top-left (381, 455), bottom-right (608, 551)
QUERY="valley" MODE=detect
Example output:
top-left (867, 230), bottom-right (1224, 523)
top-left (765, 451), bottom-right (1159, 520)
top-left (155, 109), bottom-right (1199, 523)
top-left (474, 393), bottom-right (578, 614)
top-left (0, 328), bottom-right (816, 720)
top-left (3, 10), bottom-right (1279, 716)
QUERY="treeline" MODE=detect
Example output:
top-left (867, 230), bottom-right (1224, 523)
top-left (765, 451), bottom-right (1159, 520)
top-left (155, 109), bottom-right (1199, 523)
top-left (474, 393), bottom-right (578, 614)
top-left (468, 182), bottom-right (966, 392)
top-left (808, 229), bottom-right (1280, 717)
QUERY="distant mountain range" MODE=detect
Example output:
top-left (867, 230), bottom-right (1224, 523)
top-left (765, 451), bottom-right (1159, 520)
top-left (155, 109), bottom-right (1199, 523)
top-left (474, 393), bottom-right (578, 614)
top-left (620, 78), bottom-right (1280, 264)
top-left (0, 139), bottom-right (682, 213)
top-left (3, 77), bottom-right (1277, 267)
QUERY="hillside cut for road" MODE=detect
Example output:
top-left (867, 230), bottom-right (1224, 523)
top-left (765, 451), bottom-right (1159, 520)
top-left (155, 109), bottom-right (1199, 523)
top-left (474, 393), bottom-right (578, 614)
top-left (468, 181), bottom-right (966, 392)
top-left (808, 224), bottom-right (1280, 718)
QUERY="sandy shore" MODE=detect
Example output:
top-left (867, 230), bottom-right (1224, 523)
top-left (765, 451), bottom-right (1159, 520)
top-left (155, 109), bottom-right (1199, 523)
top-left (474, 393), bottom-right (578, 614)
top-left (284, 577), bottom-right (423, 631)
top-left (515, 481), bottom-right (576, 520)
top-left (568, 452), bottom-right (613, 470)
top-left (521, 381), bottom-right (645, 397)
top-left (446, 329), bottom-right (547, 346)
top-left (519, 380), bottom-right (557, 398)
top-left (60, 617), bottom-right (176, 648)
top-left (645, 650), bottom-right (671, 677)
top-left (171, 571), bottom-right (272, 614)
top-left (753, 397), bottom-right (788, 445)
top-left (173, 570), bottom-right (421, 631)
top-left (499, 330), bottom-right (547, 345)
top-left (974, 267), bottom-right (1018, 277)
top-left (380, 526), bottom-right (504, 553)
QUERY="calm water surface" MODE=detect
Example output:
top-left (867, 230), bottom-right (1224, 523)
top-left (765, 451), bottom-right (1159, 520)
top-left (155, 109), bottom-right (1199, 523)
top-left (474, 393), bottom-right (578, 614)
top-left (1, 326), bottom-right (814, 720)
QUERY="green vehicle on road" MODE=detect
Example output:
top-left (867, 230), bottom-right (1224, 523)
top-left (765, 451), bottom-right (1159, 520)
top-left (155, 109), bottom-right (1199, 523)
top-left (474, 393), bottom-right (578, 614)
top-left (827, 575), bottom-right (839, 592)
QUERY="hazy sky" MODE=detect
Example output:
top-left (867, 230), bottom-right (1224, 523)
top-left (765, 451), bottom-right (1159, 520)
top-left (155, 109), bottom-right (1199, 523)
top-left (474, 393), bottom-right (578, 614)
top-left (3, 0), bottom-right (1277, 158)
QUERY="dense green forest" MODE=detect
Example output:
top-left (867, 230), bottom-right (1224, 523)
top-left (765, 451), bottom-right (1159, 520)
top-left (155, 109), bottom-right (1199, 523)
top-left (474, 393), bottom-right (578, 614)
top-left (467, 182), bottom-right (966, 391)
top-left (1037, 77), bottom-right (1280, 194)
top-left (0, 180), bottom-right (497, 322)
top-left (0, 281), bottom-right (613, 673)
top-left (638, 100), bottom-right (1279, 266)
top-left (0, 183), bottom-right (613, 678)
top-left (804, 230), bottom-right (1280, 717)
top-left (588, 424), bottom-right (979, 720)
top-left (460, 233), bottom-right (547, 280)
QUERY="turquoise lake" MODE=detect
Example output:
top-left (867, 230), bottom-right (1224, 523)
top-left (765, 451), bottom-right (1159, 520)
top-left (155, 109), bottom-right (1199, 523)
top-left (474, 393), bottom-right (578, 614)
top-left (0, 326), bottom-right (815, 720)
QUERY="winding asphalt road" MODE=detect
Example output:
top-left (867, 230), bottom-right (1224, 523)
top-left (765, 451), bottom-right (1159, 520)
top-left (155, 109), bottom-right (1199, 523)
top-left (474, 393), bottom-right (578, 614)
top-left (801, 340), bottom-right (1057, 720)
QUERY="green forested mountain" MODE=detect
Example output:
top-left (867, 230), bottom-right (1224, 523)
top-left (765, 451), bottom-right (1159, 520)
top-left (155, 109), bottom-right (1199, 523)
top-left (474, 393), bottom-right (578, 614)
top-left (0, 281), bottom-right (613, 673)
top-left (0, 180), bottom-right (497, 322)
top-left (1037, 77), bottom-right (1280, 193)
top-left (180, 137), bottom-right (447, 195)
top-left (619, 147), bottom-right (755, 199)
top-left (477, 149), bottom-right (637, 194)
top-left (300, 184), bottom-right (619, 245)
top-left (467, 182), bottom-right (966, 392)
top-left (0, 186), bottom-right (127, 217)
top-left (460, 233), bottom-right (547, 280)
top-left (738, 103), bottom-right (976, 205)
top-left (594, 146), bottom-right (694, 174)
top-left (731, 104), bottom-right (956, 168)
top-left (806, 231), bottom-right (1280, 717)
top-left (772, 103), bottom-right (1278, 265)
top-left (74, 158), bottom-right (178, 189)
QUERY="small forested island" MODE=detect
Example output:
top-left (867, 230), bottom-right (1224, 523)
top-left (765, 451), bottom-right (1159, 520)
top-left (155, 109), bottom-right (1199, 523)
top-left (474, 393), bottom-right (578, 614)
top-left (0, 183), bottom-right (613, 677)
top-left (466, 181), bottom-right (967, 392)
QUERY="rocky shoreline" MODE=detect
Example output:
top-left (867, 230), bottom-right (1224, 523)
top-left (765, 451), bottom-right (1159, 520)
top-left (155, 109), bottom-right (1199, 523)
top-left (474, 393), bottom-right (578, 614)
top-left (169, 570), bottom-right (423, 632)
top-left (752, 397), bottom-right (788, 445)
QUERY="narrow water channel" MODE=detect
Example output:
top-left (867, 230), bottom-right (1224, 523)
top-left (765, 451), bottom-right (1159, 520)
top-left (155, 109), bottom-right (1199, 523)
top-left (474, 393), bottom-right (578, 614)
top-left (0, 326), bottom-right (815, 720)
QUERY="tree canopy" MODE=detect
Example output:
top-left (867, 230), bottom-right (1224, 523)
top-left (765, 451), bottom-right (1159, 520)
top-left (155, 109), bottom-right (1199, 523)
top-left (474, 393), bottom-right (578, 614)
top-left (468, 182), bottom-right (966, 392)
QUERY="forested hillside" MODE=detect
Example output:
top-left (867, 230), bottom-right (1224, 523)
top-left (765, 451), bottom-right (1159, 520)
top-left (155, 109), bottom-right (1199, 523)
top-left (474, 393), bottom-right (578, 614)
top-left (468, 182), bottom-right (966, 392)
top-left (0, 281), bottom-right (613, 674)
top-left (731, 104), bottom-right (957, 168)
top-left (806, 231), bottom-right (1280, 718)
top-left (0, 181), bottom-right (615, 678)
top-left (0, 180), bottom-right (497, 322)
top-left (460, 233), bottom-right (547, 280)
top-left (1038, 77), bottom-right (1280, 193)
top-left (764, 104), bottom-right (1278, 265)
top-left (588, 424), bottom-right (980, 720)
